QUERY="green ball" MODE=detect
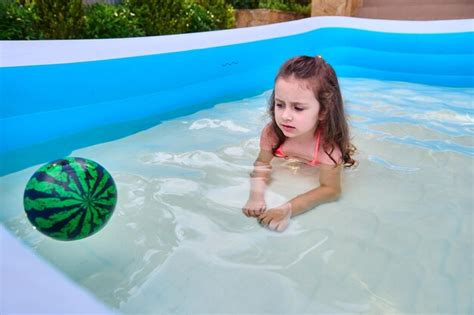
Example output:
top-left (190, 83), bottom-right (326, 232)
top-left (23, 157), bottom-right (117, 241)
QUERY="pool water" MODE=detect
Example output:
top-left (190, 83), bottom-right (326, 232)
top-left (1, 78), bottom-right (472, 314)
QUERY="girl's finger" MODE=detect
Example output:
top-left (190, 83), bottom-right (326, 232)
top-left (276, 222), bottom-right (286, 232)
top-left (264, 217), bottom-right (273, 227)
top-left (268, 220), bottom-right (279, 231)
top-left (275, 223), bottom-right (282, 232)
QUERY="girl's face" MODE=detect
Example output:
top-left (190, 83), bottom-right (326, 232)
top-left (274, 76), bottom-right (321, 140)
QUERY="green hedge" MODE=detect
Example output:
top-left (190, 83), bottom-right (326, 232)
top-left (0, 1), bottom-right (41, 40)
top-left (226, 0), bottom-right (259, 9)
top-left (35, 0), bottom-right (86, 39)
top-left (85, 3), bottom-right (145, 38)
top-left (226, 0), bottom-right (310, 15)
top-left (0, 0), bottom-right (308, 40)
top-left (258, 0), bottom-right (310, 15)
top-left (0, 0), bottom-right (235, 39)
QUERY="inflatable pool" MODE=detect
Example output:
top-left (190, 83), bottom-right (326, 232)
top-left (1, 17), bottom-right (473, 314)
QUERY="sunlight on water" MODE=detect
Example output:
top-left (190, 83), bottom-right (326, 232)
top-left (1, 78), bottom-right (473, 314)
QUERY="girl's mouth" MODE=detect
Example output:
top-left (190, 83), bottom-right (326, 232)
top-left (281, 124), bottom-right (296, 131)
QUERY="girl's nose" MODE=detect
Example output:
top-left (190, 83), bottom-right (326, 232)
top-left (282, 108), bottom-right (293, 121)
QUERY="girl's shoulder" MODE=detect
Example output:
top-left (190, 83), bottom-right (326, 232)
top-left (260, 123), bottom-right (278, 151)
top-left (318, 140), bottom-right (343, 166)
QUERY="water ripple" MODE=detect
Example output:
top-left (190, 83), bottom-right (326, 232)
top-left (368, 155), bottom-right (420, 172)
top-left (189, 118), bottom-right (251, 132)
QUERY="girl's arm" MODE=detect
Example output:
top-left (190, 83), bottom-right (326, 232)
top-left (242, 149), bottom-right (274, 217)
top-left (258, 164), bottom-right (342, 231)
top-left (289, 163), bottom-right (341, 216)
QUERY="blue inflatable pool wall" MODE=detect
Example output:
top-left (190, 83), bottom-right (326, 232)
top-left (1, 18), bottom-right (473, 176)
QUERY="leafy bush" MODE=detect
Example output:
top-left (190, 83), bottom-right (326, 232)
top-left (84, 3), bottom-right (144, 38)
top-left (189, 0), bottom-right (235, 31)
top-left (34, 0), bottom-right (86, 39)
top-left (184, 1), bottom-right (216, 32)
top-left (258, 0), bottom-right (310, 15)
top-left (0, 1), bottom-right (40, 39)
top-left (225, 0), bottom-right (309, 13)
top-left (124, 0), bottom-right (189, 36)
top-left (124, 0), bottom-right (234, 36)
top-left (0, 0), bottom-right (235, 40)
top-left (225, 0), bottom-right (259, 9)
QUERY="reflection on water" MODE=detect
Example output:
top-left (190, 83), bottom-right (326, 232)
top-left (1, 78), bottom-right (472, 314)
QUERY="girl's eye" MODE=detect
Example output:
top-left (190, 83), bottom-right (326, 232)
top-left (275, 103), bottom-right (284, 108)
top-left (295, 107), bottom-right (304, 111)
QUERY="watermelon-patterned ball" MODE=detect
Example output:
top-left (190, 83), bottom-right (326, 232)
top-left (23, 157), bottom-right (117, 241)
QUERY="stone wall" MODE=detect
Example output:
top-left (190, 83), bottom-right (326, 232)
top-left (235, 9), bottom-right (308, 28)
top-left (312, 0), bottom-right (363, 16)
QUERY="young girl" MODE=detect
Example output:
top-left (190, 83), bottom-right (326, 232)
top-left (242, 55), bottom-right (356, 232)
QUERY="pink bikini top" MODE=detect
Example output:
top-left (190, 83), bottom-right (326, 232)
top-left (275, 129), bottom-right (322, 166)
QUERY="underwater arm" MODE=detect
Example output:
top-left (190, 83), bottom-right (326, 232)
top-left (258, 164), bottom-right (341, 232)
top-left (288, 163), bottom-right (342, 216)
top-left (242, 149), bottom-right (274, 217)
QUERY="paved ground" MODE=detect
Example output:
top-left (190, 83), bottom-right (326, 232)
top-left (355, 0), bottom-right (474, 20)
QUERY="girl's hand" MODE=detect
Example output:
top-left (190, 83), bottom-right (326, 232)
top-left (242, 197), bottom-right (266, 217)
top-left (257, 203), bottom-right (292, 232)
